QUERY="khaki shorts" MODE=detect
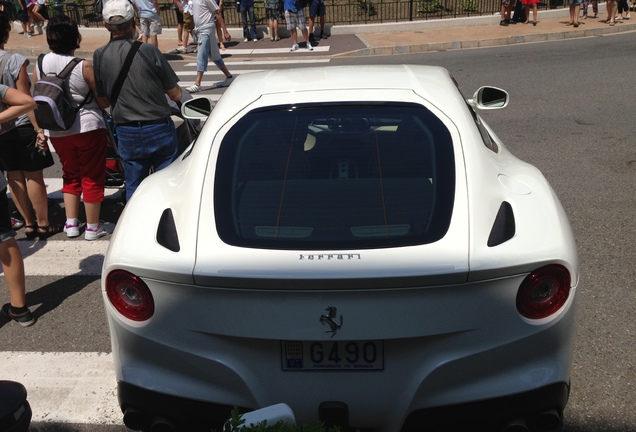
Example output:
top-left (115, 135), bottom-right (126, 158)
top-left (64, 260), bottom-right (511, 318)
top-left (183, 12), bottom-right (194, 32)
top-left (140, 17), bottom-right (162, 36)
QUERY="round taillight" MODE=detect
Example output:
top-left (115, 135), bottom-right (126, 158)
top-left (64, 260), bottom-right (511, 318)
top-left (516, 264), bottom-right (571, 319)
top-left (106, 270), bottom-right (154, 321)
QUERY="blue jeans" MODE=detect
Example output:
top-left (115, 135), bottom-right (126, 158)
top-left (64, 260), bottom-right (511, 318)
top-left (241, 5), bottom-right (258, 40)
top-left (116, 120), bottom-right (179, 202)
top-left (196, 31), bottom-right (222, 72)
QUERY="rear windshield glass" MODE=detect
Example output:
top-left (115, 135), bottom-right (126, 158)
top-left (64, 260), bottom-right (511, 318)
top-left (214, 103), bottom-right (455, 250)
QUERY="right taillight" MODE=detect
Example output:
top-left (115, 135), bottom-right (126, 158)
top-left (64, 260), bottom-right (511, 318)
top-left (106, 270), bottom-right (154, 321)
top-left (516, 264), bottom-right (571, 320)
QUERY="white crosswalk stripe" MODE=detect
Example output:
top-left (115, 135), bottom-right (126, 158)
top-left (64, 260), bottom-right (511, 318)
top-left (5, 239), bottom-right (110, 276)
top-left (183, 59), bottom-right (331, 67)
top-left (175, 69), bottom-right (265, 76)
top-left (222, 46), bottom-right (330, 55)
top-left (0, 352), bottom-right (122, 425)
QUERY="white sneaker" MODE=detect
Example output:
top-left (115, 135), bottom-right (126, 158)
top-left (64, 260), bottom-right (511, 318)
top-left (35, 24), bottom-right (43, 34)
top-left (176, 46), bottom-right (186, 53)
top-left (290, 43), bottom-right (299, 51)
top-left (64, 222), bottom-right (80, 238)
top-left (24, 33), bottom-right (32, 38)
top-left (85, 224), bottom-right (109, 241)
top-left (212, 75), bottom-right (235, 88)
top-left (253, 38), bottom-right (258, 42)
top-left (244, 38), bottom-right (248, 42)
top-left (186, 84), bottom-right (201, 93)
top-left (307, 42), bottom-right (313, 51)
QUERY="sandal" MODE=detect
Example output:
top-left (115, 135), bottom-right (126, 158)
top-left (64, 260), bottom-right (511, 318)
top-left (36, 224), bottom-right (63, 239)
top-left (24, 225), bottom-right (37, 239)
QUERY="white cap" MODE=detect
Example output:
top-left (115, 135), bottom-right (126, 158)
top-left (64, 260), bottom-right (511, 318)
top-left (102, 0), bottom-right (135, 24)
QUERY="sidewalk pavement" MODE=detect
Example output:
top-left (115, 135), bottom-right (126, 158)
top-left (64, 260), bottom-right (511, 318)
top-left (5, 5), bottom-right (635, 59)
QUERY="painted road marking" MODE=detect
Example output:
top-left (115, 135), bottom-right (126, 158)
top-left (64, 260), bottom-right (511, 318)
top-left (1, 240), bottom-right (109, 276)
top-left (0, 352), bottom-right (122, 425)
top-left (183, 59), bottom-right (331, 67)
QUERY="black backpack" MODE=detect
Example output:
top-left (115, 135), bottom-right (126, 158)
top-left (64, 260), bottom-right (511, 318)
top-left (33, 55), bottom-right (92, 131)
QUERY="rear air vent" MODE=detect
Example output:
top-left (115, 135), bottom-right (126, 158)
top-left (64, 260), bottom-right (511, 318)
top-left (156, 209), bottom-right (180, 252)
top-left (487, 201), bottom-right (515, 247)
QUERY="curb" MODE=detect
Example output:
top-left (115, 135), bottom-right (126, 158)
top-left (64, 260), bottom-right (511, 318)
top-left (340, 21), bottom-right (636, 57)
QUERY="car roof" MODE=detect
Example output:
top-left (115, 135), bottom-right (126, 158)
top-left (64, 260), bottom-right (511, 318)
top-left (221, 64), bottom-right (459, 101)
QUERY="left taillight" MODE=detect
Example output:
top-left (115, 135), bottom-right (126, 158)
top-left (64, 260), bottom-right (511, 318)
top-left (105, 270), bottom-right (155, 321)
top-left (516, 264), bottom-right (571, 320)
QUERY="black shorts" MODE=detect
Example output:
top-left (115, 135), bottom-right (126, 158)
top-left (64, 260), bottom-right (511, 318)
top-left (39, 4), bottom-right (49, 20)
top-left (18, 8), bottom-right (29, 23)
top-left (175, 7), bottom-right (184, 24)
top-left (0, 189), bottom-right (17, 243)
top-left (0, 125), bottom-right (55, 172)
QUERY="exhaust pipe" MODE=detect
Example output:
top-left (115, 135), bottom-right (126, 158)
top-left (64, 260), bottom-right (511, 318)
top-left (533, 408), bottom-right (563, 432)
top-left (150, 417), bottom-right (178, 432)
top-left (502, 418), bottom-right (528, 432)
top-left (123, 408), bottom-right (149, 431)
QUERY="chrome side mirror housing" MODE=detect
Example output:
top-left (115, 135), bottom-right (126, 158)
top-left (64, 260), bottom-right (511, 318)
top-left (181, 97), bottom-right (215, 119)
top-left (467, 86), bottom-right (509, 110)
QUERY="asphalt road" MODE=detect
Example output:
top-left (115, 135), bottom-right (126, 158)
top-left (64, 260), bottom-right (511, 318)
top-left (1, 31), bottom-right (635, 432)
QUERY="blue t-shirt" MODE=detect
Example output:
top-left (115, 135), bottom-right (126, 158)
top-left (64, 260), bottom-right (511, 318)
top-left (283, 0), bottom-right (296, 11)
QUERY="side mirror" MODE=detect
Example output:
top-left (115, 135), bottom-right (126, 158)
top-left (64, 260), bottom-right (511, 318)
top-left (181, 97), bottom-right (215, 119)
top-left (468, 86), bottom-right (509, 110)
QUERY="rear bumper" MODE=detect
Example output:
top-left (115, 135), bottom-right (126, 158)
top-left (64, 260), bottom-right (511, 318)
top-left (118, 381), bottom-right (569, 432)
top-left (118, 381), bottom-right (245, 432)
top-left (402, 381), bottom-right (569, 432)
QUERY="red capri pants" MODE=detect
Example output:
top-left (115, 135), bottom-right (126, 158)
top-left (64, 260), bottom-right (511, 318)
top-left (50, 128), bottom-right (107, 203)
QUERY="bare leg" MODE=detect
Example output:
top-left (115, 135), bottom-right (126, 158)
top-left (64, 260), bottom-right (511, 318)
top-left (24, 171), bottom-right (50, 227)
top-left (193, 71), bottom-right (204, 87)
top-left (63, 192), bottom-right (80, 220)
top-left (219, 64), bottom-right (232, 79)
top-left (84, 201), bottom-right (102, 226)
top-left (0, 239), bottom-right (27, 308)
top-left (6, 172), bottom-right (36, 228)
top-left (291, 28), bottom-right (298, 45)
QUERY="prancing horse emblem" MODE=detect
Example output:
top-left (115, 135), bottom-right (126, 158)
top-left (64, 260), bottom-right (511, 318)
top-left (319, 306), bottom-right (343, 337)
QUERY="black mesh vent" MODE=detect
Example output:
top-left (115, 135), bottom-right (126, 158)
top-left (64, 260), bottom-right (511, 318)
top-left (156, 209), bottom-right (180, 252)
top-left (487, 201), bottom-right (516, 247)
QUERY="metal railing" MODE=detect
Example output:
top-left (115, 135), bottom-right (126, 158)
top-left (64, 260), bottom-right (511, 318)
top-left (52, 0), bottom-right (568, 28)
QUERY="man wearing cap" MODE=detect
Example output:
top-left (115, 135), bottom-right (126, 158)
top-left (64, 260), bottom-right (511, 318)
top-left (93, 0), bottom-right (183, 202)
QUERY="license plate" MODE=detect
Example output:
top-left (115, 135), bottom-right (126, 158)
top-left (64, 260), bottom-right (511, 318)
top-left (281, 340), bottom-right (384, 371)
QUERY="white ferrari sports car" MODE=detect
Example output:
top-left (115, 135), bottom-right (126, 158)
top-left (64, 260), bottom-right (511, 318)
top-left (101, 65), bottom-right (578, 432)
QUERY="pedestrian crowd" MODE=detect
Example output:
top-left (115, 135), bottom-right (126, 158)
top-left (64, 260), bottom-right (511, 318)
top-left (0, 0), bottom-right (194, 328)
top-left (499, 0), bottom-right (632, 26)
top-left (170, 0), bottom-right (326, 62)
top-left (0, 0), bottom-right (329, 328)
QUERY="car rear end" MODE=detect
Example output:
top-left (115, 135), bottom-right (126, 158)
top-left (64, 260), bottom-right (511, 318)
top-left (102, 66), bottom-right (578, 432)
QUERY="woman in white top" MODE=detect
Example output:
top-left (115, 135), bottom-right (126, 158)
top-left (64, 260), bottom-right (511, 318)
top-left (33, 14), bottom-right (111, 241)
